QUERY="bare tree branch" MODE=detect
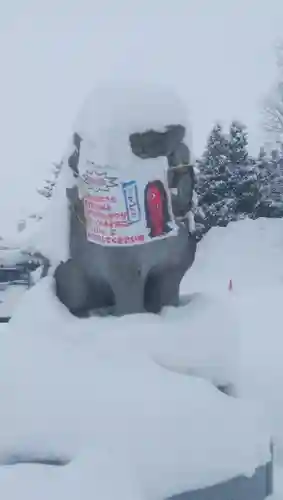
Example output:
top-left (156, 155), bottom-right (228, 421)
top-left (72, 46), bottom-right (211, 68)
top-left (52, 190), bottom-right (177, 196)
top-left (262, 80), bottom-right (283, 144)
top-left (261, 41), bottom-right (283, 145)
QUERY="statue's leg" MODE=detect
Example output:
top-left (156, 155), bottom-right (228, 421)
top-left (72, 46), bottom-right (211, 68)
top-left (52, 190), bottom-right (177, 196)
top-left (107, 262), bottom-right (144, 316)
top-left (111, 276), bottom-right (145, 316)
top-left (54, 259), bottom-right (91, 317)
top-left (87, 279), bottom-right (115, 312)
top-left (144, 267), bottom-right (183, 313)
top-left (145, 234), bottom-right (197, 313)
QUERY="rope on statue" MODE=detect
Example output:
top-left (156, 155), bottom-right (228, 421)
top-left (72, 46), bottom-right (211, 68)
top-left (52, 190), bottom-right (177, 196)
top-left (71, 203), bottom-right (86, 228)
top-left (168, 163), bottom-right (197, 235)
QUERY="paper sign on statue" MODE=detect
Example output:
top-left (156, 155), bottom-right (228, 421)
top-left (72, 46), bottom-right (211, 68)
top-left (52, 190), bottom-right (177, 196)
top-left (78, 156), bottom-right (178, 246)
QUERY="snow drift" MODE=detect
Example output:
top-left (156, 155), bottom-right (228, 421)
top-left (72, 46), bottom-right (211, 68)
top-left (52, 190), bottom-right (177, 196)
top-left (0, 276), bottom-right (271, 499)
top-left (2, 216), bottom-right (283, 498)
top-left (182, 217), bottom-right (283, 462)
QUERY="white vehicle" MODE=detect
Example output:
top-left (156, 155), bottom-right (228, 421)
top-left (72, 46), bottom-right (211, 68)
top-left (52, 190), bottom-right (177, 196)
top-left (0, 266), bottom-right (31, 321)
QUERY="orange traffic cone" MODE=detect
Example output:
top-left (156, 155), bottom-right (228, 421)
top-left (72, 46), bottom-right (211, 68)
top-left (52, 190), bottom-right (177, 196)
top-left (228, 279), bottom-right (233, 291)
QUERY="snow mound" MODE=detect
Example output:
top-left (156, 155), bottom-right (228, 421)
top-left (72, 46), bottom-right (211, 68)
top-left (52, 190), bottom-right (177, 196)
top-left (0, 248), bottom-right (27, 267)
top-left (25, 164), bottom-right (72, 266)
top-left (181, 217), bottom-right (283, 463)
top-left (181, 217), bottom-right (283, 295)
top-left (0, 448), bottom-right (143, 500)
top-left (235, 287), bottom-right (283, 461)
top-left (9, 275), bottom-right (238, 388)
top-left (75, 82), bottom-right (191, 169)
top-left (0, 277), bottom-right (271, 498)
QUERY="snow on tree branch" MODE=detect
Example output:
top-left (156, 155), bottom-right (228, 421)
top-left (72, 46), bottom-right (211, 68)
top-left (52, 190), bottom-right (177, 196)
top-left (37, 160), bottom-right (63, 200)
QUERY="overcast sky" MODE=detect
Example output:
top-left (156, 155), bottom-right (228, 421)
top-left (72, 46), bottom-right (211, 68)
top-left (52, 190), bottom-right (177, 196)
top-left (0, 0), bottom-right (282, 225)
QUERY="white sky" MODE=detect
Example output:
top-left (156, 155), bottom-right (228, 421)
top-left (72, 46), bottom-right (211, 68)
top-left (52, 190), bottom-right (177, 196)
top-left (0, 0), bottom-right (282, 225)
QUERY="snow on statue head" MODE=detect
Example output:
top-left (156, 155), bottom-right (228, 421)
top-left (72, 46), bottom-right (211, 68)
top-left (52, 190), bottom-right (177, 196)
top-left (54, 82), bottom-right (197, 316)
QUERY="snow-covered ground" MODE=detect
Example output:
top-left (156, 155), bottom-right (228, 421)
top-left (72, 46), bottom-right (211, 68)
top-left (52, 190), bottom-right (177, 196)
top-left (0, 217), bottom-right (283, 498)
top-left (181, 217), bottom-right (283, 459)
top-left (0, 275), bottom-right (272, 497)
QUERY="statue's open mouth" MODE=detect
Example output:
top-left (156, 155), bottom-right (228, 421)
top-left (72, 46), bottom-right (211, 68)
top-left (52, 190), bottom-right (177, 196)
top-left (129, 124), bottom-right (186, 160)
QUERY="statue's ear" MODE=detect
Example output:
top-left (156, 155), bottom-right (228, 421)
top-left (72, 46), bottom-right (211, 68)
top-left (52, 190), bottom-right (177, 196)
top-left (167, 142), bottom-right (190, 168)
top-left (66, 186), bottom-right (79, 204)
top-left (68, 132), bottom-right (82, 176)
top-left (73, 132), bottom-right (82, 150)
top-left (164, 125), bottom-right (186, 155)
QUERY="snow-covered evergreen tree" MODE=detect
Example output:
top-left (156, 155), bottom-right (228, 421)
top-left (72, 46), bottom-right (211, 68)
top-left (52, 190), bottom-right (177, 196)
top-left (196, 121), bottom-right (264, 239)
top-left (256, 147), bottom-right (283, 217)
top-left (270, 148), bottom-right (283, 206)
top-left (227, 121), bottom-right (260, 217)
top-left (196, 123), bottom-right (237, 233)
top-left (228, 120), bottom-right (249, 166)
